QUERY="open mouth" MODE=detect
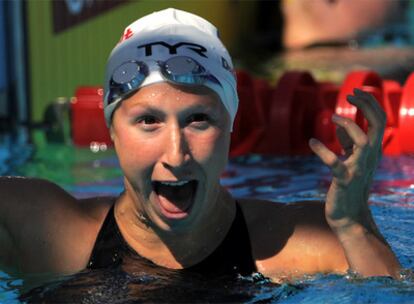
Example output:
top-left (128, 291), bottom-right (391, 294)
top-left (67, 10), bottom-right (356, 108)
top-left (152, 180), bottom-right (198, 219)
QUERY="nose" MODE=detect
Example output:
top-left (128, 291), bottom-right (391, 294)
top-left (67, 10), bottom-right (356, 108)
top-left (162, 123), bottom-right (190, 169)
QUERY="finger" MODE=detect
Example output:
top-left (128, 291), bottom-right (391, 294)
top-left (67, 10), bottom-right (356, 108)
top-left (309, 138), bottom-right (347, 179)
top-left (336, 125), bottom-right (353, 157)
top-left (331, 114), bottom-right (369, 164)
top-left (348, 94), bottom-right (385, 150)
top-left (353, 88), bottom-right (386, 120)
top-left (332, 114), bottom-right (368, 148)
top-left (348, 89), bottom-right (386, 145)
top-left (347, 93), bottom-right (385, 131)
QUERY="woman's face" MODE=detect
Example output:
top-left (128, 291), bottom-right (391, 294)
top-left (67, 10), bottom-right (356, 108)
top-left (111, 82), bottom-right (231, 231)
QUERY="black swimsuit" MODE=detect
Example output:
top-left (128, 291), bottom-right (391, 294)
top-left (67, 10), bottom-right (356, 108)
top-left (87, 201), bottom-right (256, 276)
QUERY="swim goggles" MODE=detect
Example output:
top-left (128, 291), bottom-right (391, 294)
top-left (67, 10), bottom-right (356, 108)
top-left (107, 56), bottom-right (221, 106)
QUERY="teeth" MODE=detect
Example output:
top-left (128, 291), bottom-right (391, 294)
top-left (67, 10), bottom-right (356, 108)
top-left (159, 180), bottom-right (190, 186)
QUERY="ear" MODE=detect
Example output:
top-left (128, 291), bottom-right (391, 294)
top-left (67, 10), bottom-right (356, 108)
top-left (109, 126), bottom-right (115, 141)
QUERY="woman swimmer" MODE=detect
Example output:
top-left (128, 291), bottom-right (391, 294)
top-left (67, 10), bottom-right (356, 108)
top-left (0, 8), bottom-right (401, 287)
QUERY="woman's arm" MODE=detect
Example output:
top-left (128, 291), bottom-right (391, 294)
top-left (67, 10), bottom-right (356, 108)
top-left (309, 88), bottom-right (401, 277)
top-left (0, 177), bottom-right (25, 273)
top-left (0, 177), bottom-right (92, 275)
top-left (0, 177), bottom-right (60, 274)
top-left (0, 221), bottom-right (18, 273)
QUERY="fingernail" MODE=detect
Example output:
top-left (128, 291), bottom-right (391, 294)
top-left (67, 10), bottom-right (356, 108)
top-left (347, 95), bottom-right (357, 103)
top-left (309, 138), bottom-right (320, 146)
top-left (309, 138), bottom-right (317, 145)
top-left (332, 114), bottom-right (341, 122)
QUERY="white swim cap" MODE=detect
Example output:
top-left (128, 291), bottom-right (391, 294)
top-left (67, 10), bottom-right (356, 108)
top-left (104, 8), bottom-right (238, 130)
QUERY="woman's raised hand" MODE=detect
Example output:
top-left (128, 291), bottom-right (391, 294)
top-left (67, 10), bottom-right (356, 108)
top-left (309, 88), bottom-right (386, 234)
top-left (309, 88), bottom-right (401, 277)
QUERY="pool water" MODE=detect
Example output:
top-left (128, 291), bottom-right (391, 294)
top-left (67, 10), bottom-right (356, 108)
top-left (1, 144), bottom-right (414, 303)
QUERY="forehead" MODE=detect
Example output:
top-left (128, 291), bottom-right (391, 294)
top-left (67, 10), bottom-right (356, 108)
top-left (121, 82), bottom-right (223, 109)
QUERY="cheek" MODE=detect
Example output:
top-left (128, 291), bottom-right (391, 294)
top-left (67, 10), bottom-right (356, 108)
top-left (187, 130), bottom-right (230, 174)
top-left (113, 129), bottom-right (161, 175)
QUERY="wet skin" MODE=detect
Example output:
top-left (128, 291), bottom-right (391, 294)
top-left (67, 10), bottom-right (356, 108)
top-left (0, 84), bottom-right (401, 289)
top-left (110, 83), bottom-right (237, 268)
top-left (111, 83), bottom-right (231, 231)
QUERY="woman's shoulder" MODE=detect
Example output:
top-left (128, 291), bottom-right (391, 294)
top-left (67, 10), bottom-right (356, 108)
top-left (237, 198), bottom-right (326, 225)
top-left (237, 198), bottom-right (339, 244)
top-left (237, 198), bottom-right (329, 247)
top-left (237, 198), bottom-right (348, 278)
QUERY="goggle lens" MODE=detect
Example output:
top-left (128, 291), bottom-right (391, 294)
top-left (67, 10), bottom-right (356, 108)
top-left (162, 56), bottom-right (207, 85)
top-left (108, 56), bottom-right (218, 105)
top-left (109, 61), bottom-right (147, 103)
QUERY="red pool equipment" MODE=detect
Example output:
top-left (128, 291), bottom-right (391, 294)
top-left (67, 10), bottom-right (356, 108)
top-left (228, 69), bottom-right (414, 156)
top-left (230, 71), bottom-right (267, 157)
top-left (381, 80), bottom-right (403, 155)
top-left (313, 82), bottom-right (340, 153)
top-left (71, 86), bottom-right (112, 147)
top-left (398, 73), bottom-right (414, 154)
top-left (266, 71), bottom-right (319, 155)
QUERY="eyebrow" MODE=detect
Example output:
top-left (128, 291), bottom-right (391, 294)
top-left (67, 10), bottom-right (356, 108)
top-left (126, 99), bottom-right (218, 112)
top-left (125, 104), bottom-right (166, 117)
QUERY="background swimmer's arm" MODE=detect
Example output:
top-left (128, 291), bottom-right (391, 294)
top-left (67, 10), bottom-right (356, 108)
top-left (309, 89), bottom-right (401, 278)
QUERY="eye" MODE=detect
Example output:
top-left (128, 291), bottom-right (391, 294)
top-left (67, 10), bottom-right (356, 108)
top-left (186, 113), bottom-right (212, 130)
top-left (137, 115), bottom-right (158, 124)
top-left (136, 115), bottom-right (161, 131)
top-left (187, 113), bottom-right (209, 123)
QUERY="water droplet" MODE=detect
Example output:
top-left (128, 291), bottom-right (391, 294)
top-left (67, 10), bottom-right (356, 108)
top-left (89, 141), bottom-right (100, 153)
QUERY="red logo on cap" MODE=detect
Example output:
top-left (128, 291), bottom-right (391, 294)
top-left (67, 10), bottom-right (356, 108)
top-left (120, 28), bottom-right (133, 42)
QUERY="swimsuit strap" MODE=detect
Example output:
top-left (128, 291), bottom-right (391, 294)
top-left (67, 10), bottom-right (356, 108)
top-left (87, 204), bottom-right (126, 269)
top-left (87, 201), bottom-right (256, 275)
